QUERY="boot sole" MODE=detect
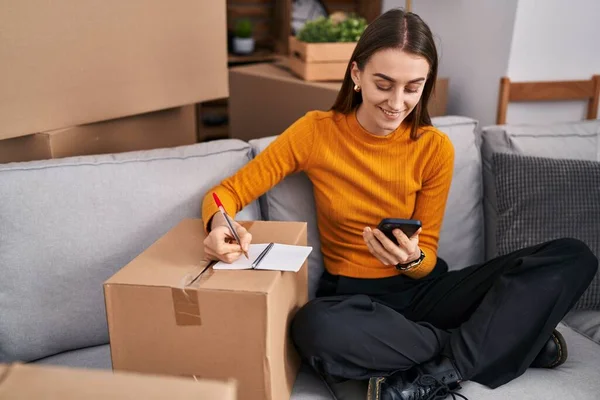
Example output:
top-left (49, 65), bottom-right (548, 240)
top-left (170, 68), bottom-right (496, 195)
top-left (367, 377), bottom-right (385, 400)
top-left (548, 329), bottom-right (568, 368)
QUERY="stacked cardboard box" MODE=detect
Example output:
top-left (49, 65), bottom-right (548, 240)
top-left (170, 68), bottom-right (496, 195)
top-left (0, 0), bottom-right (228, 163)
top-left (0, 363), bottom-right (236, 399)
top-left (288, 36), bottom-right (356, 81)
top-left (229, 61), bottom-right (449, 141)
top-left (104, 219), bottom-right (309, 400)
top-left (0, 106), bottom-right (197, 164)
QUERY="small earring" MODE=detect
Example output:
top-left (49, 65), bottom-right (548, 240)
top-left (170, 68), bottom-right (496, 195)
top-left (354, 84), bottom-right (361, 92)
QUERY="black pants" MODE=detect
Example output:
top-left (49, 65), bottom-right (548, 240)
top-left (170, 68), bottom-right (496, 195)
top-left (290, 238), bottom-right (598, 389)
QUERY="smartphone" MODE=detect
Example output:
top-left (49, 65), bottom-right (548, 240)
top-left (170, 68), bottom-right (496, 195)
top-left (377, 218), bottom-right (422, 245)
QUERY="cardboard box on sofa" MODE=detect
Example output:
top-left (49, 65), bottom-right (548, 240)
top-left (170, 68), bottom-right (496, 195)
top-left (0, 0), bottom-right (228, 140)
top-left (104, 219), bottom-right (309, 400)
top-left (0, 105), bottom-right (196, 164)
top-left (229, 62), bottom-right (449, 141)
top-left (0, 363), bottom-right (236, 399)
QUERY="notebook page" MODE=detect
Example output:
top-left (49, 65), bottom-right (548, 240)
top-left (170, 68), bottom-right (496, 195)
top-left (255, 244), bottom-right (312, 272)
top-left (212, 243), bottom-right (312, 271)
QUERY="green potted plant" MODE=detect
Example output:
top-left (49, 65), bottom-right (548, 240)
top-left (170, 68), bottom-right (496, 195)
top-left (233, 18), bottom-right (254, 55)
top-left (296, 12), bottom-right (367, 43)
top-left (290, 13), bottom-right (367, 81)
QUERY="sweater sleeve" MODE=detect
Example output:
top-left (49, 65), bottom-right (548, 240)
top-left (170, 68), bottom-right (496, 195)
top-left (403, 134), bottom-right (455, 279)
top-left (201, 113), bottom-right (315, 231)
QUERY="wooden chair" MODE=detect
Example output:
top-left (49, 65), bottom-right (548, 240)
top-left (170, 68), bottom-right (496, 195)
top-left (496, 75), bottom-right (600, 124)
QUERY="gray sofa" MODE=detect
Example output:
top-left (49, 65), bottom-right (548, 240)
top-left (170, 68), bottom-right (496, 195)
top-left (0, 116), bottom-right (598, 399)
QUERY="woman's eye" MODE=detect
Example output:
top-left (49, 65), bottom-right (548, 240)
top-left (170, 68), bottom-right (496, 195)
top-left (405, 87), bottom-right (419, 94)
top-left (376, 85), bottom-right (392, 91)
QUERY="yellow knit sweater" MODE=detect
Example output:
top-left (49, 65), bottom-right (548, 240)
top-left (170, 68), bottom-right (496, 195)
top-left (202, 110), bottom-right (454, 279)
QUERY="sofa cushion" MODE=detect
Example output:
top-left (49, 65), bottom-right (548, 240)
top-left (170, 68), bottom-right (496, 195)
top-left (34, 344), bottom-right (112, 370)
top-left (291, 364), bottom-right (336, 400)
top-left (431, 116), bottom-right (484, 270)
top-left (250, 116), bottom-right (483, 296)
top-left (325, 323), bottom-right (600, 400)
top-left (492, 153), bottom-right (600, 310)
top-left (0, 140), bottom-right (260, 363)
top-left (481, 119), bottom-right (600, 259)
top-left (563, 310), bottom-right (600, 344)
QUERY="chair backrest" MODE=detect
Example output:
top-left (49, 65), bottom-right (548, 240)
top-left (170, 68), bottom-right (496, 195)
top-left (496, 75), bottom-right (600, 124)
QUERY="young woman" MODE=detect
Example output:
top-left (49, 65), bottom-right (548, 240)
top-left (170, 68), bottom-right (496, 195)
top-left (202, 9), bottom-right (598, 400)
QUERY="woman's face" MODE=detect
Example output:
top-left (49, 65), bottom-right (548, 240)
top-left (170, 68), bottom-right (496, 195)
top-left (352, 48), bottom-right (430, 136)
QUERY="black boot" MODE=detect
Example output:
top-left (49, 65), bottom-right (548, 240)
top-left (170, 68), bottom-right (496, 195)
top-left (367, 355), bottom-right (468, 400)
top-left (531, 329), bottom-right (568, 369)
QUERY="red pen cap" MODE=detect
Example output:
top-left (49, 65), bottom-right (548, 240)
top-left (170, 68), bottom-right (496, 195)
top-left (212, 192), bottom-right (224, 208)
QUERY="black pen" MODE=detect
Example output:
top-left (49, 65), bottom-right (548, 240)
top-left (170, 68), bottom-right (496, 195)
top-left (251, 242), bottom-right (274, 270)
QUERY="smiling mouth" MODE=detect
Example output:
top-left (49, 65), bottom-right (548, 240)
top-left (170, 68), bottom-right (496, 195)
top-left (378, 106), bottom-right (402, 117)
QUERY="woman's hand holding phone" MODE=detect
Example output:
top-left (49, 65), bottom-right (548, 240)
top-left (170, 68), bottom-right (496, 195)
top-left (362, 225), bottom-right (422, 267)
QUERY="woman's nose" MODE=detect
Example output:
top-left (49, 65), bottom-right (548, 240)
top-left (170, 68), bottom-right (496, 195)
top-left (387, 90), bottom-right (404, 111)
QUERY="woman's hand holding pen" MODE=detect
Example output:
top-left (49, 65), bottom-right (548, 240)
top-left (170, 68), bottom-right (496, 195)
top-left (204, 212), bottom-right (253, 264)
top-left (362, 226), bottom-right (422, 267)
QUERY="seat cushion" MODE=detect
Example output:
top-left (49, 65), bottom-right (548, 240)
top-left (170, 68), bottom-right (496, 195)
top-left (291, 364), bottom-right (336, 400)
top-left (481, 119), bottom-right (600, 259)
top-left (35, 344), bottom-right (334, 400)
top-left (0, 140), bottom-right (260, 363)
top-left (34, 344), bottom-right (112, 370)
top-left (250, 116), bottom-right (483, 297)
top-left (328, 323), bottom-right (600, 400)
top-left (564, 310), bottom-right (600, 344)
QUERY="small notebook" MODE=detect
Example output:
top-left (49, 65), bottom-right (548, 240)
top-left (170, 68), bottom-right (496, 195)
top-left (213, 243), bottom-right (312, 272)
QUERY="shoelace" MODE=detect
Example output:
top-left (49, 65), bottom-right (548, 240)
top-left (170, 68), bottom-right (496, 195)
top-left (417, 374), bottom-right (469, 400)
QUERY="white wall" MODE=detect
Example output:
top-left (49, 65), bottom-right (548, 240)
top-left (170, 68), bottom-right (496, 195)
top-left (382, 0), bottom-right (519, 126)
top-left (381, 0), bottom-right (600, 125)
top-left (506, 0), bottom-right (600, 124)
top-left (382, 0), bottom-right (403, 13)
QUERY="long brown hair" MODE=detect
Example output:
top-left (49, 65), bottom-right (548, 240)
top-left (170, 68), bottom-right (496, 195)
top-left (331, 8), bottom-right (438, 140)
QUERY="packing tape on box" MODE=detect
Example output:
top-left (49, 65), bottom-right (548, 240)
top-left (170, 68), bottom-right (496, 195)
top-left (171, 263), bottom-right (214, 326)
top-left (171, 222), bottom-right (253, 326)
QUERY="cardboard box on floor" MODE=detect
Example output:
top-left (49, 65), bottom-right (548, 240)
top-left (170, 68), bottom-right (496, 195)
top-left (104, 219), bottom-right (309, 400)
top-left (0, 105), bottom-right (196, 164)
top-left (0, 363), bottom-right (236, 399)
top-left (0, 0), bottom-right (228, 140)
top-left (229, 62), bottom-right (449, 141)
